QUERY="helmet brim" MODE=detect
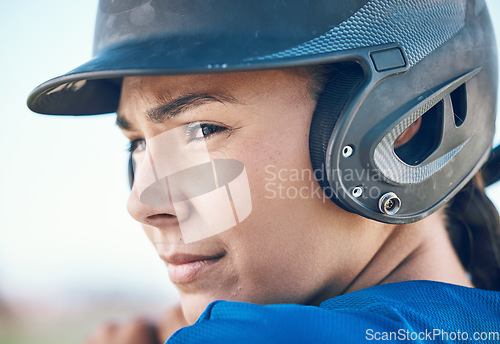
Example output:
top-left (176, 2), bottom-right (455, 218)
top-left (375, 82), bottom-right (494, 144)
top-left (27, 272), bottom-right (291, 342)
top-left (27, 34), bottom-right (338, 115)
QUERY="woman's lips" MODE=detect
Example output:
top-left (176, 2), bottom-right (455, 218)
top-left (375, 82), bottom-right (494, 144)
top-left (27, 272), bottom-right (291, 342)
top-left (164, 252), bottom-right (225, 284)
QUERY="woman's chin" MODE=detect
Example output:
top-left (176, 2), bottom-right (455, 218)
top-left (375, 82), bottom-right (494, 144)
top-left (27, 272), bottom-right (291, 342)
top-left (179, 293), bottom-right (222, 325)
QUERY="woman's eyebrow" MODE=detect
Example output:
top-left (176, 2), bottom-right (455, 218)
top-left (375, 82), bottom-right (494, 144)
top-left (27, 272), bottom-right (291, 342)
top-left (147, 93), bottom-right (240, 123)
top-left (116, 113), bottom-right (134, 131)
top-left (115, 92), bottom-right (240, 130)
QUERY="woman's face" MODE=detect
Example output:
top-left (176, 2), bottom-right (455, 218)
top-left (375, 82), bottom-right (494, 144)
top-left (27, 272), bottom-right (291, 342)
top-left (118, 70), bottom-right (387, 323)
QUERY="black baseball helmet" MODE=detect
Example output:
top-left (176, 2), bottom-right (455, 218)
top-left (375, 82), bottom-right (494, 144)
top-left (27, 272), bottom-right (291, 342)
top-left (27, 0), bottom-right (498, 224)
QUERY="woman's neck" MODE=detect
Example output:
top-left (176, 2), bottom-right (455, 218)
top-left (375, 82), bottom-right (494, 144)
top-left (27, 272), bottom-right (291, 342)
top-left (343, 210), bottom-right (474, 295)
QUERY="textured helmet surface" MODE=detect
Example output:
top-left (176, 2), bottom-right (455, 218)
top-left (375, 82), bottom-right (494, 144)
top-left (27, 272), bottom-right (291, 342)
top-left (27, 0), bottom-right (497, 224)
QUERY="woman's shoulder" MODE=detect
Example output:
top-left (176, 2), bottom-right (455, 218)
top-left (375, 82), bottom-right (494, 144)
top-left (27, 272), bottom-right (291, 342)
top-left (167, 281), bottom-right (500, 343)
top-left (320, 280), bottom-right (499, 312)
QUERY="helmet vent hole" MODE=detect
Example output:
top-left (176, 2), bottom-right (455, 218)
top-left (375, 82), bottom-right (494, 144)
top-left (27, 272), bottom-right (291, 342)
top-left (394, 101), bottom-right (443, 166)
top-left (450, 83), bottom-right (467, 127)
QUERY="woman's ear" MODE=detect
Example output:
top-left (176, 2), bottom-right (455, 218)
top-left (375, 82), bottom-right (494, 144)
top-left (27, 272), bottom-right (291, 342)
top-left (394, 117), bottom-right (422, 149)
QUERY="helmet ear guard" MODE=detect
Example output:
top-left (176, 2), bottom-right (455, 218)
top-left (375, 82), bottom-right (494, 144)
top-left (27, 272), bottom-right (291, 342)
top-left (310, 66), bottom-right (489, 224)
top-left (309, 5), bottom-right (497, 224)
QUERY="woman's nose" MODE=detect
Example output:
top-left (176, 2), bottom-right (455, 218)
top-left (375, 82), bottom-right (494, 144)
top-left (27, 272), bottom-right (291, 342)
top-left (128, 178), bottom-right (174, 226)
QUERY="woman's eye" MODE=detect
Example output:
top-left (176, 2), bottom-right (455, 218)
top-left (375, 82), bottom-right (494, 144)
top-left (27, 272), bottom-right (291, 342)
top-left (128, 138), bottom-right (146, 154)
top-left (186, 122), bottom-right (228, 142)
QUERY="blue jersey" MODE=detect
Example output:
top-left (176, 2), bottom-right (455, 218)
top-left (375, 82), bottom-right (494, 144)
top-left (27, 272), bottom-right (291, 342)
top-left (166, 280), bottom-right (500, 343)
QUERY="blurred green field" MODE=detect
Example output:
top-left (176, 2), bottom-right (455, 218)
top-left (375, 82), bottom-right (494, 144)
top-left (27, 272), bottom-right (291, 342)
top-left (0, 296), bottom-right (171, 344)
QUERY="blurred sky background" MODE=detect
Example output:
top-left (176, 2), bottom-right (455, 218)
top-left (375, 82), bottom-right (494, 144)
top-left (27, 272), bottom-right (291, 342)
top-left (1, 0), bottom-right (500, 343)
top-left (0, 1), bottom-right (176, 342)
